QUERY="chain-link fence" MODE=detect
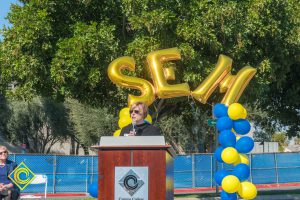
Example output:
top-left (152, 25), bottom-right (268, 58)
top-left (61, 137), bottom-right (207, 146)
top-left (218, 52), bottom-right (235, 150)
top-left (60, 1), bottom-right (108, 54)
top-left (174, 152), bottom-right (300, 188)
top-left (8, 152), bottom-right (300, 193)
top-left (8, 154), bottom-right (98, 193)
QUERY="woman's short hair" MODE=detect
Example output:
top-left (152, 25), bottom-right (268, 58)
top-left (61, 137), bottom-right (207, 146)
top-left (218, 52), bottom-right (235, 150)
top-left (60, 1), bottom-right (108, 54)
top-left (130, 102), bottom-right (148, 118)
top-left (0, 145), bottom-right (8, 153)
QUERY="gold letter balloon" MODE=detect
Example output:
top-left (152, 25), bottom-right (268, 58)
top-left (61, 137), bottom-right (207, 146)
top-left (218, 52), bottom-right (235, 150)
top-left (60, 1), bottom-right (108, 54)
top-left (146, 48), bottom-right (190, 98)
top-left (107, 56), bottom-right (155, 106)
top-left (107, 48), bottom-right (256, 107)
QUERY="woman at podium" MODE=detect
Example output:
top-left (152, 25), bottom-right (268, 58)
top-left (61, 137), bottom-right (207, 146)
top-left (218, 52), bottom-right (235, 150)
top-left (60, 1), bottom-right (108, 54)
top-left (120, 102), bottom-right (161, 136)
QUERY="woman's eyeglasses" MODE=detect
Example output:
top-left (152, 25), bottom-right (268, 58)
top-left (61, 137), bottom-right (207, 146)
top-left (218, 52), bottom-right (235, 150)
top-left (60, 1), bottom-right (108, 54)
top-left (0, 151), bottom-right (8, 155)
top-left (129, 110), bottom-right (141, 115)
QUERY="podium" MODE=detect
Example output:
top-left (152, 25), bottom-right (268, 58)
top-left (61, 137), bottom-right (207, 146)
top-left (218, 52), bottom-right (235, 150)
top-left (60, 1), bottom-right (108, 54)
top-left (93, 136), bottom-right (175, 200)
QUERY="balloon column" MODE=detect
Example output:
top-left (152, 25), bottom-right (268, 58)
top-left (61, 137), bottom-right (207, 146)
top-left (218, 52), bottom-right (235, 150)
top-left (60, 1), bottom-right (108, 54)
top-left (213, 103), bottom-right (257, 200)
top-left (113, 107), bottom-right (153, 136)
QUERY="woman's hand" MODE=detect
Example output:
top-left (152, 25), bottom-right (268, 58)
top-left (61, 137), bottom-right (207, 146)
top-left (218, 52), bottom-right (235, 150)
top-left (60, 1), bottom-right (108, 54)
top-left (128, 131), bottom-right (136, 136)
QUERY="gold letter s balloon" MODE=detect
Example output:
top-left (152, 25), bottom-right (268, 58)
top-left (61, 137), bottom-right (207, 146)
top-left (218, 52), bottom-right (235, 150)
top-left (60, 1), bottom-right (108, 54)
top-left (107, 56), bottom-right (155, 106)
top-left (147, 48), bottom-right (190, 98)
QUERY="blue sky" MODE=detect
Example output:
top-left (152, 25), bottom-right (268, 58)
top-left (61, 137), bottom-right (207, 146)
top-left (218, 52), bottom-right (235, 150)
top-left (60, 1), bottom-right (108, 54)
top-left (0, 0), bottom-right (20, 40)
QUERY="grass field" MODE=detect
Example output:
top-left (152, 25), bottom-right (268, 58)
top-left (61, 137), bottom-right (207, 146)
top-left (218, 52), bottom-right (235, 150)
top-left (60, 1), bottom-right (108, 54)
top-left (24, 188), bottom-right (300, 200)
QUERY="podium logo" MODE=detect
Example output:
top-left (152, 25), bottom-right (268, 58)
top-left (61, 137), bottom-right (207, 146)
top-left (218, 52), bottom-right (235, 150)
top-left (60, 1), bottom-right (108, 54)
top-left (119, 169), bottom-right (144, 196)
top-left (8, 162), bottom-right (36, 190)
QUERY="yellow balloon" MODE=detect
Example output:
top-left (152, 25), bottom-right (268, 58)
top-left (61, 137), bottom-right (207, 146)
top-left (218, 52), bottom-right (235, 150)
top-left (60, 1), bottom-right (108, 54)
top-left (222, 175), bottom-right (240, 193)
top-left (233, 154), bottom-right (250, 166)
top-left (147, 48), bottom-right (190, 98)
top-left (113, 129), bottom-right (121, 137)
top-left (107, 56), bottom-right (156, 106)
top-left (236, 135), bottom-right (241, 141)
top-left (242, 108), bottom-right (247, 119)
top-left (238, 181), bottom-right (257, 199)
top-left (119, 107), bottom-right (130, 118)
top-left (118, 117), bottom-right (131, 129)
top-left (191, 55), bottom-right (232, 104)
top-left (228, 103), bottom-right (245, 120)
top-left (221, 67), bottom-right (257, 105)
top-left (221, 147), bottom-right (239, 164)
top-left (145, 114), bottom-right (152, 124)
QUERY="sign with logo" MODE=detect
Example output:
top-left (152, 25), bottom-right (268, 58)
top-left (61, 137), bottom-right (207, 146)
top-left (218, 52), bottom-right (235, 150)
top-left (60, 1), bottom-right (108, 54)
top-left (8, 161), bottom-right (36, 190)
top-left (115, 167), bottom-right (148, 200)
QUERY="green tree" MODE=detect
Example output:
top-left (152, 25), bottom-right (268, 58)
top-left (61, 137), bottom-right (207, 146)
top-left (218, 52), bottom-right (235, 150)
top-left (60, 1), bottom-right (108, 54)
top-left (272, 132), bottom-right (288, 152)
top-left (6, 97), bottom-right (70, 153)
top-left (65, 98), bottom-right (118, 154)
top-left (0, 0), bottom-right (299, 152)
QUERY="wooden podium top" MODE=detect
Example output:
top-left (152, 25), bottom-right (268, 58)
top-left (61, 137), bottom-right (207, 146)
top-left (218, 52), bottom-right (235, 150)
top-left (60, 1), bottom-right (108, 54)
top-left (91, 145), bottom-right (170, 150)
top-left (92, 136), bottom-right (176, 157)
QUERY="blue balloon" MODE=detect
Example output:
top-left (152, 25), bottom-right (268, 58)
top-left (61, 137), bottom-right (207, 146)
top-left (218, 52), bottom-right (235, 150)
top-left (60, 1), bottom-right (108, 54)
top-left (235, 136), bottom-right (254, 153)
top-left (214, 146), bottom-right (224, 163)
top-left (232, 163), bottom-right (250, 181)
top-left (217, 117), bottom-right (233, 132)
top-left (233, 119), bottom-right (251, 135)
top-left (219, 130), bottom-right (236, 148)
top-left (214, 169), bottom-right (230, 185)
top-left (88, 182), bottom-right (98, 198)
top-left (213, 103), bottom-right (228, 118)
top-left (221, 190), bottom-right (237, 200)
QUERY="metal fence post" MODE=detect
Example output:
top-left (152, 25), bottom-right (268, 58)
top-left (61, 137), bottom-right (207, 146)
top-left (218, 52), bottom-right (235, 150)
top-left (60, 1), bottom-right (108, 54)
top-left (215, 130), bottom-right (219, 195)
top-left (53, 155), bottom-right (57, 193)
top-left (91, 156), bottom-right (94, 184)
top-left (192, 154), bottom-right (195, 188)
top-left (86, 158), bottom-right (89, 193)
top-left (274, 153), bottom-right (279, 184)
top-left (250, 154), bottom-right (253, 182)
top-left (210, 155), bottom-right (213, 188)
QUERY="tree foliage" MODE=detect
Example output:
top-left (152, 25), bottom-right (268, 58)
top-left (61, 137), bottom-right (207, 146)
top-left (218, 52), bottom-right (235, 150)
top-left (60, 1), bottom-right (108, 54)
top-left (65, 98), bottom-right (118, 153)
top-left (0, 0), bottom-right (299, 153)
top-left (4, 97), bottom-right (118, 154)
top-left (272, 132), bottom-right (288, 152)
top-left (6, 97), bottom-right (69, 153)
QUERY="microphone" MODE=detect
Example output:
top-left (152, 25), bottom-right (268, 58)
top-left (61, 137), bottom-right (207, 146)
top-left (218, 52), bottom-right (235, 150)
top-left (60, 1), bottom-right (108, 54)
top-left (132, 121), bottom-right (136, 135)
